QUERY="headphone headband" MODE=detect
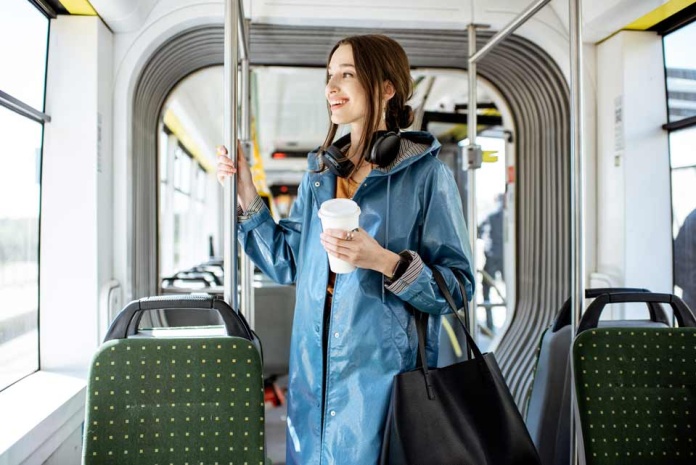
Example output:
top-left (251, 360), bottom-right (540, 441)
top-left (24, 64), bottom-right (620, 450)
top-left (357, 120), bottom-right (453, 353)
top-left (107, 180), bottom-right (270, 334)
top-left (321, 131), bottom-right (401, 178)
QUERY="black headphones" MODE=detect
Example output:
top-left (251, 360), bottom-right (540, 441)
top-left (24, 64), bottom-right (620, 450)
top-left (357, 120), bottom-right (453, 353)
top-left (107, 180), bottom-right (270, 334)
top-left (321, 131), bottom-right (401, 178)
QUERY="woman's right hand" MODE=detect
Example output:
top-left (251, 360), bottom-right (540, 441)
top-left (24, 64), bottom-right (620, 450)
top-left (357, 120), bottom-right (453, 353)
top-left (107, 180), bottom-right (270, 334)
top-left (216, 141), bottom-right (258, 210)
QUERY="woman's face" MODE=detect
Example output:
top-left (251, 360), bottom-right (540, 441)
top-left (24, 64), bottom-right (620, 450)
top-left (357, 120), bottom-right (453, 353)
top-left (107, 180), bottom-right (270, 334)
top-left (325, 44), bottom-right (369, 131)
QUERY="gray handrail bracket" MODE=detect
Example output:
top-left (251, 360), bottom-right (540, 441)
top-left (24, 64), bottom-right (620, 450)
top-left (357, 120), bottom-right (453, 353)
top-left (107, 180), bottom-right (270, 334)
top-left (465, 144), bottom-right (483, 170)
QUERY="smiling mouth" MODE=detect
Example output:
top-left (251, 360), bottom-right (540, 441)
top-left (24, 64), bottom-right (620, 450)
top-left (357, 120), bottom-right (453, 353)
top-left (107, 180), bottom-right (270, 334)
top-left (330, 99), bottom-right (348, 110)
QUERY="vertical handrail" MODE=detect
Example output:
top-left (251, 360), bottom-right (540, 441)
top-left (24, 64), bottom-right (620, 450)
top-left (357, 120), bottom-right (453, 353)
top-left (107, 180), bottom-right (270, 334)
top-left (569, 0), bottom-right (586, 463)
top-left (466, 23), bottom-right (479, 342)
top-left (223, 0), bottom-right (239, 310)
top-left (237, 1), bottom-right (248, 60)
top-left (239, 53), bottom-right (255, 328)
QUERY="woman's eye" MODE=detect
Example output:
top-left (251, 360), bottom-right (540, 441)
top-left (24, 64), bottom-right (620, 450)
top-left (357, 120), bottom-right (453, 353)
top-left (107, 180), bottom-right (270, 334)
top-left (342, 72), bottom-right (353, 78)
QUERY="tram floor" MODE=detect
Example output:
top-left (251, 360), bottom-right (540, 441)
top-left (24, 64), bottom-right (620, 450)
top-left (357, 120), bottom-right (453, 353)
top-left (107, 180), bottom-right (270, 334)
top-left (266, 401), bottom-right (287, 464)
top-left (265, 375), bottom-right (288, 465)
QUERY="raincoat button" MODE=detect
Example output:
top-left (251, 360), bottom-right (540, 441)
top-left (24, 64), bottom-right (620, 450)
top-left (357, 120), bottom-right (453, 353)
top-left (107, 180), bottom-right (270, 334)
top-left (330, 410), bottom-right (336, 417)
top-left (314, 181), bottom-right (321, 187)
top-left (334, 332), bottom-right (340, 338)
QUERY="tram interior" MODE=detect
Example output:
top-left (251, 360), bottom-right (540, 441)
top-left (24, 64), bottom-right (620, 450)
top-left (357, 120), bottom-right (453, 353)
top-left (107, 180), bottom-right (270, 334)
top-left (1, 0), bottom-right (696, 464)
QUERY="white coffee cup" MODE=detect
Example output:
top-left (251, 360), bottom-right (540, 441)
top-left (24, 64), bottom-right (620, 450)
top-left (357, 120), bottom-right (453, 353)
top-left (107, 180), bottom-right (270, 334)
top-left (318, 198), bottom-right (361, 274)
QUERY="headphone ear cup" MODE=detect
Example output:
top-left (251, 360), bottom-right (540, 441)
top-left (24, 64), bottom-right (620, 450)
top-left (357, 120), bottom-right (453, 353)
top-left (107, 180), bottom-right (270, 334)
top-left (321, 134), bottom-right (354, 177)
top-left (368, 132), bottom-right (401, 167)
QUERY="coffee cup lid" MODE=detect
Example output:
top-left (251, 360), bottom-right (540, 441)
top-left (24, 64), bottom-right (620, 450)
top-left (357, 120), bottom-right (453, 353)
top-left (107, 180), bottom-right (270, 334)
top-left (318, 198), bottom-right (360, 218)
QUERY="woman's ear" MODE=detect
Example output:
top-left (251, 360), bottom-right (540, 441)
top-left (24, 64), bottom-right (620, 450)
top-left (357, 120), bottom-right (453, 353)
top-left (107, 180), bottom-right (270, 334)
top-left (383, 80), bottom-right (396, 101)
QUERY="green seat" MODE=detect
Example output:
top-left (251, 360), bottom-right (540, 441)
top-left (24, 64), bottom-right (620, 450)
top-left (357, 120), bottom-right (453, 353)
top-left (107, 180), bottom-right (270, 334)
top-left (573, 327), bottom-right (696, 464)
top-left (83, 295), bottom-right (265, 465)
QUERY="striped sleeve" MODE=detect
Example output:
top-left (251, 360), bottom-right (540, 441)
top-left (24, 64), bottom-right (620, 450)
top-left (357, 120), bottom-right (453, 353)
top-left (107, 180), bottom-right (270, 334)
top-left (238, 194), bottom-right (265, 223)
top-left (385, 250), bottom-right (424, 294)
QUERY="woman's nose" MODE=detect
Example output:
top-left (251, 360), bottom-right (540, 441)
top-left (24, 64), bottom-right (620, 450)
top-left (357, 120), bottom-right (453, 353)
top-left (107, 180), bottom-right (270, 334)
top-left (326, 76), bottom-right (338, 93)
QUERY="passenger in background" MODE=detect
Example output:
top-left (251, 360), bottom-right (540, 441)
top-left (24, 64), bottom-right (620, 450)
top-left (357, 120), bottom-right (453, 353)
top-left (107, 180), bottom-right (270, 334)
top-left (217, 34), bottom-right (473, 465)
top-left (675, 207), bottom-right (696, 310)
top-left (478, 193), bottom-right (505, 330)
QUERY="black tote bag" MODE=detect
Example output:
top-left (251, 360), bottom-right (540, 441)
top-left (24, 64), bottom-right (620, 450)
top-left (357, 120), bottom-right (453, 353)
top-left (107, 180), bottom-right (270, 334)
top-left (380, 269), bottom-right (541, 465)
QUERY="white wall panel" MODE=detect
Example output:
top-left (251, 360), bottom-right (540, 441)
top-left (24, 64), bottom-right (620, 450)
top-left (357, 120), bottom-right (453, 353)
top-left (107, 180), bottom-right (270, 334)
top-left (41, 16), bottom-right (113, 370)
top-left (596, 31), bottom-right (670, 317)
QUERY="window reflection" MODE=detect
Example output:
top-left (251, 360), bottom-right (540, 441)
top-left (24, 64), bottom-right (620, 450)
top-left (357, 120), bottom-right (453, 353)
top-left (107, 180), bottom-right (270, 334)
top-left (670, 127), bottom-right (696, 311)
top-left (0, 106), bottom-right (42, 391)
top-left (665, 19), bottom-right (696, 312)
top-left (664, 21), bottom-right (696, 123)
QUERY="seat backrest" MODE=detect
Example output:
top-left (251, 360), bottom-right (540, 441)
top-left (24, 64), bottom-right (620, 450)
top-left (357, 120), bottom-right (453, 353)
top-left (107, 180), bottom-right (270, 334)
top-left (573, 327), bottom-right (696, 464)
top-left (84, 295), bottom-right (265, 464)
top-left (526, 289), bottom-right (673, 465)
top-left (571, 292), bottom-right (695, 465)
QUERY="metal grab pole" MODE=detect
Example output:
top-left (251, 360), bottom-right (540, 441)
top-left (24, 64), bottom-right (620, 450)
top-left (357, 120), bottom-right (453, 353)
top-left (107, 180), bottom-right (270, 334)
top-left (469, 0), bottom-right (551, 65)
top-left (239, 54), bottom-right (255, 328)
top-left (466, 23), bottom-right (480, 342)
top-left (237, 2), bottom-right (248, 60)
top-left (223, 0), bottom-right (239, 309)
top-left (569, 0), bottom-right (586, 463)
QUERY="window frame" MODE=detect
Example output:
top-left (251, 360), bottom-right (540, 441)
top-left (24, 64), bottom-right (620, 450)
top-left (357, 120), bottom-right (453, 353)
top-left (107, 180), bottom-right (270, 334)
top-left (0, 0), bottom-right (52, 393)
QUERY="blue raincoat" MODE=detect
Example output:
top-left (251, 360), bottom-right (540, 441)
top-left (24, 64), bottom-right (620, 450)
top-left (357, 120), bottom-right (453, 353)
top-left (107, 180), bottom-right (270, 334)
top-left (238, 132), bottom-right (474, 465)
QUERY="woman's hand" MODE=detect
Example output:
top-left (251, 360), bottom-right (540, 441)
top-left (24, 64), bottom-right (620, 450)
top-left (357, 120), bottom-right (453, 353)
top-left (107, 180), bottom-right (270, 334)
top-left (216, 141), bottom-right (258, 210)
top-left (320, 228), bottom-right (401, 276)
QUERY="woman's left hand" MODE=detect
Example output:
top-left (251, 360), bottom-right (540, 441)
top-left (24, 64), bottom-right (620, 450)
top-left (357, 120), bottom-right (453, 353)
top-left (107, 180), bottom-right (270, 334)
top-left (320, 228), bottom-right (400, 275)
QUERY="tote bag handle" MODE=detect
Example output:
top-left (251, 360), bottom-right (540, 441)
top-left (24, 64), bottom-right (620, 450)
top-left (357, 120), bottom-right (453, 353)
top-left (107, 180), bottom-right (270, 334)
top-left (412, 268), bottom-right (488, 399)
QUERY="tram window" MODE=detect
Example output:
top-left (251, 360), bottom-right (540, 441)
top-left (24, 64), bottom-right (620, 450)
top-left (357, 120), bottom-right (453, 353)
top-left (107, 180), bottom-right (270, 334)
top-left (664, 21), bottom-right (696, 123)
top-left (0, 106), bottom-right (42, 391)
top-left (195, 166), bottom-right (207, 201)
top-left (0, 0), bottom-right (49, 112)
top-left (159, 129), bottom-right (169, 182)
top-left (665, 20), bottom-right (696, 312)
top-left (669, 126), bottom-right (696, 311)
top-left (0, 0), bottom-right (49, 392)
top-left (173, 145), bottom-right (192, 195)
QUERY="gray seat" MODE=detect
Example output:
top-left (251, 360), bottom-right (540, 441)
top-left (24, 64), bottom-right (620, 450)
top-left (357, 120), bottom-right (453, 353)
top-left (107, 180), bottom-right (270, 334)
top-left (253, 282), bottom-right (295, 376)
top-left (525, 288), bottom-right (670, 465)
top-left (572, 292), bottom-right (696, 465)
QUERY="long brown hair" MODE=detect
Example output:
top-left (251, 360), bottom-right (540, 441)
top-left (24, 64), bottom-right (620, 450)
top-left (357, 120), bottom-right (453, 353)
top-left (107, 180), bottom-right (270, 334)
top-left (320, 34), bottom-right (415, 171)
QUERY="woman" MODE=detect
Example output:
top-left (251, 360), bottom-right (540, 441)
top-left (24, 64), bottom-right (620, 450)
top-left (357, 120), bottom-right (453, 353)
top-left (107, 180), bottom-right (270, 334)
top-left (217, 34), bottom-right (474, 465)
